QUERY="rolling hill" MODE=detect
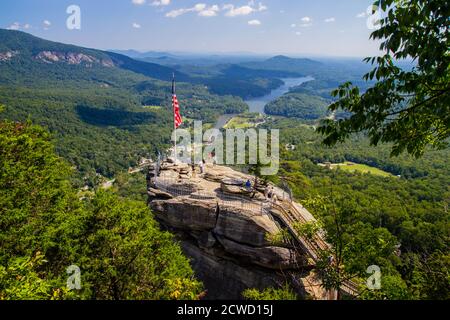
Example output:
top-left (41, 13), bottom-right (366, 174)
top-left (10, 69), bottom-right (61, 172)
top-left (0, 29), bottom-right (247, 182)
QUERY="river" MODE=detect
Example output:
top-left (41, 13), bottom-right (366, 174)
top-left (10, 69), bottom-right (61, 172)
top-left (245, 76), bottom-right (314, 114)
top-left (214, 76), bottom-right (314, 130)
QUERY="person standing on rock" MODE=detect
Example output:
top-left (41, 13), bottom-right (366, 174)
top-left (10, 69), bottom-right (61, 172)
top-left (245, 179), bottom-right (252, 191)
top-left (191, 163), bottom-right (196, 178)
top-left (199, 160), bottom-right (205, 174)
top-left (264, 186), bottom-right (270, 200)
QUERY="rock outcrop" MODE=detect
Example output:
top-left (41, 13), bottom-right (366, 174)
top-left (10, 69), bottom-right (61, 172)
top-left (0, 51), bottom-right (19, 62)
top-left (34, 51), bottom-right (114, 67)
top-left (148, 162), bottom-right (326, 300)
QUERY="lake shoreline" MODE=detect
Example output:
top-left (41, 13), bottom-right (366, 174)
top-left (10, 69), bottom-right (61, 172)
top-left (244, 76), bottom-right (314, 114)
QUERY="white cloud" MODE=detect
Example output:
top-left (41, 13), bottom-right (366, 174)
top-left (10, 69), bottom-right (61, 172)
top-left (8, 22), bottom-right (32, 30)
top-left (165, 1), bottom-right (266, 18)
top-left (194, 3), bottom-right (207, 11)
top-left (132, 0), bottom-right (146, 5)
top-left (198, 5), bottom-right (220, 17)
top-left (298, 16), bottom-right (312, 27)
top-left (301, 16), bottom-right (311, 23)
top-left (356, 12), bottom-right (367, 18)
top-left (291, 23), bottom-right (296, 28)
top-left (43, 20), bottom-right (51, 30)
top-left (324, 17), bottom-right (335, 23)
top-left (223, 2), bottom-right (267, 17)
top-left (166, 8), bottom-right (189, 18)
top-left (7, 22), bottom-right (20, 30)
top-left (132, 22), bottom-right (142, 28)
top-left (166, 3), bottom-right (221, 18)
top-left (152, 0), bottom-right (170, 6)
top-left (295, 31), bottom-right (301, 36)
top-left (248, 19), bottom-right (261, 26)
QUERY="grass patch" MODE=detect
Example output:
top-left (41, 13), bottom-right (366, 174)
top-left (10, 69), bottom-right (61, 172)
top-left (224, 113), bottom-right (265, 129)
top-left (320, 162), bottom-right (395, 177)
top-left (142, 105), bottom-right (162, 110)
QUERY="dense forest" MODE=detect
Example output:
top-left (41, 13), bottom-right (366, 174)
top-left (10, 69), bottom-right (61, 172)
top-left (0, 30), bottom-right (247, 183)
top-left (1, 23), bottom-right (448, 301)
top-left (261, 118), bottom-right (449, 299)
top-left (0, 118), bottom-right (202, 299)
top-left (264, 93), bottom-right (329, 120)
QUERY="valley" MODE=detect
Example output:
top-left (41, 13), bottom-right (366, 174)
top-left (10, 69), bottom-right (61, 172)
top-left (0, 27), bottom-right (448, 301)
top-left (245, 76), bottom-right (314, 114)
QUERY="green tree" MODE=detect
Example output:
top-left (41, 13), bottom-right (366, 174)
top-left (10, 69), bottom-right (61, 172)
top-left (0, 118), bottom-right (202, 300)
top-left (73, 191), bottom-right (202, 300)
top-left (301, 194), bottom-right (400, 300)
top-left (243, 285), bottom-right (298, 300)
top-left (319, 0), bottom-right (450, 157)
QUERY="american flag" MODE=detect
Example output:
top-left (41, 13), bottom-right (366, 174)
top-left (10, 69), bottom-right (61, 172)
top-left (172, 94), bottom-right (183, 129)
top-left (172, 75), bottom-right (183, 129)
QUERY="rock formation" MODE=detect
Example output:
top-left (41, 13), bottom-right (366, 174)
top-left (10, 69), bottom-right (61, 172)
top-left (34, 51), bottom-right (114, 67)
top-left (147, 162), bottom-right (327, 300)
top-left (0, 51), bottom-right (19, 62)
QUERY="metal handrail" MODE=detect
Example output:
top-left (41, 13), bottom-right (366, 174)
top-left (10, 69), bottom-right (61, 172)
top-left (153, 177), bottom-right (266, 214)
top-left (152, 176), bottom-right (359, 296)
top-left (283, 203), bottom-right (359, 295)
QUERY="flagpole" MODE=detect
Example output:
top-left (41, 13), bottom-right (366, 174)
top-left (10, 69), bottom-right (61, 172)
top-left (172, 73), bottom-right (177, 163)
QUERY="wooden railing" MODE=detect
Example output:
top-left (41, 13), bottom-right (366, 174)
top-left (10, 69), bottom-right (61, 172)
top-left (152, 176), bottom-right (359, 297)
top-left (269, 200), bottom-right (359, 297)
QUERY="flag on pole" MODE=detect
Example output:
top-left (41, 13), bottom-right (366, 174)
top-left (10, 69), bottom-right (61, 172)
top-left (172, 75), bottom-right (183, 129)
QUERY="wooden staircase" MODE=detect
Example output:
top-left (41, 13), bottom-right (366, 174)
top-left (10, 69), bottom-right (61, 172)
top-left (268, 200), bottom-right (359, 297)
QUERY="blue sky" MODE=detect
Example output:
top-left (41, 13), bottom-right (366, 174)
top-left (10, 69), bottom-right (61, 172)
top-left (0, 0), bottom-right (382, 57)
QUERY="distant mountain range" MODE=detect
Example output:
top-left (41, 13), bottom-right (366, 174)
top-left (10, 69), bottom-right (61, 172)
top-left (0, 29), bottom-right (188, 83)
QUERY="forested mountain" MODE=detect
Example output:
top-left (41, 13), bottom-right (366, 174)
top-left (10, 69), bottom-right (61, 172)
top-left (260, 118), bottom-right (450, 300)
top-left (264, 93), bottom-right (329, 120)
top-left (0, 29), bottom-right (187, 82)
top-left (0, 118), bottom-right (202, 300)
top-left (0, 29), bottom-right (247, 181)
top-left (241, 55), bottom-right (321, 76)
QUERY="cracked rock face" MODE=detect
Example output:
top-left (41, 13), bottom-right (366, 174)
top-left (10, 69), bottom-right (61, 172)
top-left (0, 51), bottom-right (19, 62)
top-left (34, 51), bottom-right (114, 67)
top-left (148, 163), bottom-right (322, 299)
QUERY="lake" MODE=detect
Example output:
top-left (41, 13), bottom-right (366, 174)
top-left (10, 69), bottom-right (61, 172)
top-left (245, 76), bottom-right (314, 114)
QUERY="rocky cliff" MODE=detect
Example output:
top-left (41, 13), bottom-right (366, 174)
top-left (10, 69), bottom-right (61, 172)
top-left (147, 162), bottom-right (326, 300)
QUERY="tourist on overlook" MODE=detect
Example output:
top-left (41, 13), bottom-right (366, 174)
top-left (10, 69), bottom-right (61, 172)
top-left (245, 179), bottom-right (252, 191)
top-left (199, 160), bottom-right (205, 174)
top-left (264, 186), bottom-right (270, 200)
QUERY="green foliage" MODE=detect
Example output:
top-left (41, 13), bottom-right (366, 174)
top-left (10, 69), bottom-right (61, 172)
top-left (268, 117), bottom-right (449, 299)
top-left (0, 253), bottom-right (70, 300)
top-left (243, 285), bottom-right (297, 300)
top-left (265, 93), bottom-right (329, 120)
top-left (0, 30), bottom-right (247, 180)
top-left (112, 171), bottom-right (148, 201)
top-left (71, 191), bottom-right (202, 300)
top-left (0, 120), bottom-right (202, 300)
top-left (319, 0), bottom-right (450, 157)
top-left (360, 274), bottom-right (411, 300)
top-left (0, 120), bottom-right (75, 261)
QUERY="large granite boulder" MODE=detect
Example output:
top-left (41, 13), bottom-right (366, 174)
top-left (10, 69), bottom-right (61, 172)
top-left (216, 236), bottom-right (304, 270)
top-left (214, 205), bottom-right (280, 247)
top-left (151, 198), bottom-right (218, 231)
top-left (147, 162), bottom-right (325, 300)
